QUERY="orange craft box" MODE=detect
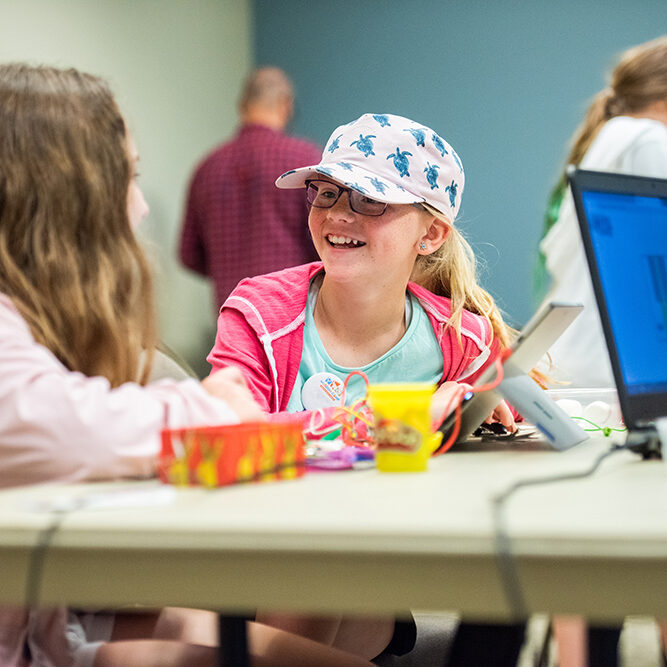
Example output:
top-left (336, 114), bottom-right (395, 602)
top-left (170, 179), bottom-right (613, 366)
top-left (158, 415), bottom-right (306, 488)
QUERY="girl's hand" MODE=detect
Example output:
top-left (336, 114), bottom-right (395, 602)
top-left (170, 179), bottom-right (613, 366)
top-left (430, 382), bottom-right (517, 435)
top-left (201, 367), bottom-right (266, 422)
top-left (430, 381), bottom-right (471, 428)
top-left (484, 400), bottom-right (517, 433)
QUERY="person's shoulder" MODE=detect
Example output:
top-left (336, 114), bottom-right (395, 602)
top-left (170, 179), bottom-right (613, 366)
top-left (221, 263), bottom-right (322, 336)
top-left (0, 292), bottom-right (15, 311)
top-left (0, 293), bottom-right (26, 326)
top-left (408, 282), bottom-right (451, 313)
top-left (408, 284), bottom-right (493, 343)
top-left (275, 132), bottom-right (321, 159)
top-left (192, 126), bottom-right (251, 170)
top-left (408, 283), bottom-right (452, 317)
top-left (224, 263), bottom-right (323, 327)
top-left (600, 116), bottom-right (667, 144)
top-left (189, 139), bottom-right (234, 182)
top-left (592, 116), bottom-right (667, 177)
top-left (458, 307), bottom-right (494, 343)
top-left (231, 124), bottom-right (320, 161)
top-left (0, 293), bottom-right (40, 343)
top-left (606, 115), bottom-right (666, 132)
top-left (236, 261), bottom-right (322, 289)
top-left (627, 116), bottom-right (667, 145)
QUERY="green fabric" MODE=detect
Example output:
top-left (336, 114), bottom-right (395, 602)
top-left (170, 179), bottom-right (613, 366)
top-left (534, 178), bottom-right (566, 304)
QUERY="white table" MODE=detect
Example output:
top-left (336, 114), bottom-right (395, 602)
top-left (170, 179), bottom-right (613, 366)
top-left (0, 436), bottom-right (666, 624)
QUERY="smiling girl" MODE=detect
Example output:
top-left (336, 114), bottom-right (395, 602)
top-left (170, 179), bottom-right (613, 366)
top-left (209, 112), bottom-right (514, 430)
top-left (207, 113), bottom-right (516, 659)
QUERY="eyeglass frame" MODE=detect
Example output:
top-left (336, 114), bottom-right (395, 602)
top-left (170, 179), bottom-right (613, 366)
top-left (304, 179), bottom-right (388, 217)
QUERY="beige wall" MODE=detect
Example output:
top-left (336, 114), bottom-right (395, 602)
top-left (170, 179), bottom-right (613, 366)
top-left (0, 0), bottom-right (252, 376)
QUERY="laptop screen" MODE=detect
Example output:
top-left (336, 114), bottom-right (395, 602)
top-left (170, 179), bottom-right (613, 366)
top-left (570, 168), bottom-right (667, 427)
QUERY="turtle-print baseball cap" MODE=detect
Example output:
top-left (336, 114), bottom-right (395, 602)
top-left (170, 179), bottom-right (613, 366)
top-left (276, 113), bottom-right (465, 222)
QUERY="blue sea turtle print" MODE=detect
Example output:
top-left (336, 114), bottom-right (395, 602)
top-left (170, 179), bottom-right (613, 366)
top-left (373, 114), bottom-right (391, 127)
top-left (351, 134), bottom-right (376, 157)
top-left (444, 180), bottom-right (458, 208)
top-left (404, 127), bottom-right (426, 147)
top-left (451, 150), bottom-right (463, 171)
top-left (337, 161), bottom-right (354, 171)
top-left (327, 134), bottom-right (343, 153)
top-left (424, 163), bottom-right (440, 190)
top-left (366, 176), bottom-right (387, 194)
top-left (348, 182), bottom-right (368, 194)
top-left (280, 170), bottom-right (296, 178)
top-left (317, 167), bottom-right (333, 178)
top-left (386, 147), bottom-right (413, 177)
top-left (431, 133), bottom-right (448, 157)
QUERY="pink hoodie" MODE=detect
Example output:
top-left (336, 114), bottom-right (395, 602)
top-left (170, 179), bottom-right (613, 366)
top-left (208, 262), bottom-right (501, 412)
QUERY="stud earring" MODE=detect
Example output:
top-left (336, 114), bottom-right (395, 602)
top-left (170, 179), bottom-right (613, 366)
top-left (420, 242), bottom-right (427, 250)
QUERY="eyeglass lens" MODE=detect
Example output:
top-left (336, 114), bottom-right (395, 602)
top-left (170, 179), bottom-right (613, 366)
top-left (305, 180), bottom-right (386, 216)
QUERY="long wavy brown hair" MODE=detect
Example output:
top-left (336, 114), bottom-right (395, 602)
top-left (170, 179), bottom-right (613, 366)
top-left (0, 63), bottom-right (156, 386)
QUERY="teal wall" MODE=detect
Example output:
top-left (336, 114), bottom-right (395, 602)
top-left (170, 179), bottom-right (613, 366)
top-left (254, 0), bottom-right (666, 326)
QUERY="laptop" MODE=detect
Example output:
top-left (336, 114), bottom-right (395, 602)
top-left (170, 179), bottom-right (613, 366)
top-left (569, 167), bottom-right (667, 457)
top-left (437, 301), bottom-right (587, 450)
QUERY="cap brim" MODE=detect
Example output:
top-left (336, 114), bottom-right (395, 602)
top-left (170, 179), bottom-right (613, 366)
top-left (276, 164), bottom-right (424, 205)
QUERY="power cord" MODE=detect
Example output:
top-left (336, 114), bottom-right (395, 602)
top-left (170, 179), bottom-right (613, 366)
top-left (25, 498), bottom-right (87, 609)
top-left (491, 443), bottom-right (632, 621)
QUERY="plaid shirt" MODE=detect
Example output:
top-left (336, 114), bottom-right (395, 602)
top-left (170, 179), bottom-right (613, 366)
top-left (180, 124), bottom-right (321, 309)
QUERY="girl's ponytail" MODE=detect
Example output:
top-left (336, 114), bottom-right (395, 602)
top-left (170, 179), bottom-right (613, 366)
top-left (538, 36), bottom-right (667, 298)
top-left (563, 88), bottom-right (614, 175)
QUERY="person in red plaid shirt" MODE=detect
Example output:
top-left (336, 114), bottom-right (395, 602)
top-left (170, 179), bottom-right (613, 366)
top-left (180, 67), bottom-right (321, 310)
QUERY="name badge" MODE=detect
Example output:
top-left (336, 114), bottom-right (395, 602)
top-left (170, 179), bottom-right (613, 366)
top-left (301, 372), bottom-right (344, 410)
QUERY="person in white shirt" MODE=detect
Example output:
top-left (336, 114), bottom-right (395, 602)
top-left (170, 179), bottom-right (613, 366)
top-left (538, 35), bottom-right (667, 389)
top-left (535, 36), bottom-right (667, 667)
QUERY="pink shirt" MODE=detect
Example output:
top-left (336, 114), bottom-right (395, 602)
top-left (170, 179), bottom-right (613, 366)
top-left (0, 294), bottom-right (239, 489)
top-left (208, 263), bottom-right (500, 413)
top-left (0, 293), bottom-right (240, 665)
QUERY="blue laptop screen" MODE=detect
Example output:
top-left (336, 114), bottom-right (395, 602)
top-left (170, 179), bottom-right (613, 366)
top-left (582, 190), bottom-right (667, 395)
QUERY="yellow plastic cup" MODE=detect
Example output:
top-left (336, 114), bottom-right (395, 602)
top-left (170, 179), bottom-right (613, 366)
top-left (368, 383), bottom-right (442, 472)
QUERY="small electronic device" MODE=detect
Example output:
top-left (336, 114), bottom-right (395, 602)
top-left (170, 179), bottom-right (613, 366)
top-left (569, 167), bottom-right (667, 457)
top-left (437, 302), bottom-right (588, 450)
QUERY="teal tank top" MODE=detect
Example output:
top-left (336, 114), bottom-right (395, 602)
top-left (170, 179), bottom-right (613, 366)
top-left (286, 276), bottom-right (444, 412)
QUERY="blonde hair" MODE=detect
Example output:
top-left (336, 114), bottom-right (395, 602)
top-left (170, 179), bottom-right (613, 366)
top-left (561, 35), bottom-right (667, 183)
top-left (412, 204), bottom-right (513, 348)
top-left (0, 63), bottom-right (156, 387)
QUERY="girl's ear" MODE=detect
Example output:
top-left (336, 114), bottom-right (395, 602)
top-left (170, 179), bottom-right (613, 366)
top-left (417, 216), bottom-right (450, 254)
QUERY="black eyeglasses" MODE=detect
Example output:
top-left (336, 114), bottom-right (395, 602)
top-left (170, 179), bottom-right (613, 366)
top-left (305, 179), bottom-right (387, 216)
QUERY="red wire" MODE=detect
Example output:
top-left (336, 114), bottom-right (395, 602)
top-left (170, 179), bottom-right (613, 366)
top-left (330, 356), bottom-right (514, 457)
top-left (433, 348), bottom-right (513, 456)
top-left (340, 370), bottom-right (369, 403)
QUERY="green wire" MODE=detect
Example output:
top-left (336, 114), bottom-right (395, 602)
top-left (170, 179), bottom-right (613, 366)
top-left (571, 415), bottom-right (627, 437)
